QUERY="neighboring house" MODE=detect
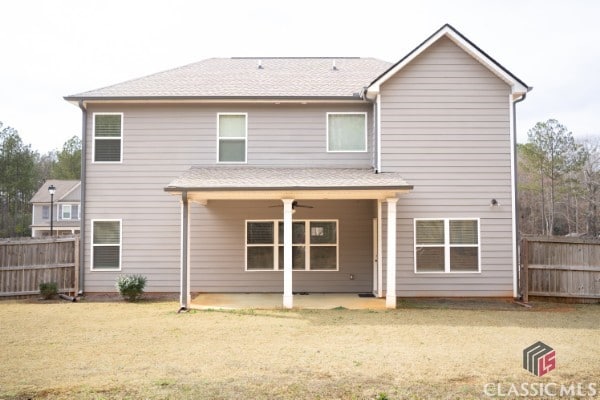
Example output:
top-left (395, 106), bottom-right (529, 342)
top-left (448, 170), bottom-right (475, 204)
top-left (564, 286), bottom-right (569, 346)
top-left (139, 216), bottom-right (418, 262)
top-left (30, 180), bottom-right (81, 237)
top-left (64, 24), bottom-right (530, 309)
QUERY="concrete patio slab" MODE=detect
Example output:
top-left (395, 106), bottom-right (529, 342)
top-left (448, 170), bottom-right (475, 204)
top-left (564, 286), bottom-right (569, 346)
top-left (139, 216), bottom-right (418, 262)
top-left (191, 293), bottom-right (386, 310)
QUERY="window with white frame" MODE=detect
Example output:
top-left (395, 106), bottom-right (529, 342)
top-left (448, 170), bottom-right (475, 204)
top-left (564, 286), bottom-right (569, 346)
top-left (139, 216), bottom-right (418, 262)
top-left (60, 204), bottom-right (79, 220)
top-left (414, 218), bottom-right (480, 273)
top-left (327, 112), bottom-right (367, 152)
top-left (246, 220), bottom-right (338, 271)
top-left (61, 204), bottom-right (72, 220)
top-left (92, 220), bottom-right (121, 270)
top-left (94, 113), bottom-right (123, 162)
top-left (42, 205), bottom-right (49, 219)
top-left (218, 113), bottom-right (247, 162)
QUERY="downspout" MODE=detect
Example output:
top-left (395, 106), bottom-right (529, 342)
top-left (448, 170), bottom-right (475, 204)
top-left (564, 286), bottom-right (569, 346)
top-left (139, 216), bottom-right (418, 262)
top-left (77, 100), bottom-right (87, 295)
top-left (512, 93), bottom-right (527, 299)
top-left (376, 94), bottom-right (382, 173)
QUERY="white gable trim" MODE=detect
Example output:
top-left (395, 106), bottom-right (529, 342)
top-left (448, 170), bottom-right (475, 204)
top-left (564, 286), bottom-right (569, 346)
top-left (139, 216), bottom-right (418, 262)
top-left (366, 25), bottom-right (529, 100)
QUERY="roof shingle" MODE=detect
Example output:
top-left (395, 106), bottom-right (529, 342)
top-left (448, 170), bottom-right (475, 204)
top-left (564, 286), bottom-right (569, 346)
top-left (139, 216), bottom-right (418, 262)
top-left (165, 167), bottom-right (411, 191)
top-left (66, 58), bottom-right (392, 99)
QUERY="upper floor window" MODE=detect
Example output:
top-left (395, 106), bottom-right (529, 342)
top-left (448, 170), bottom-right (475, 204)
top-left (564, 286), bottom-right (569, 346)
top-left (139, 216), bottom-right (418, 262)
top-left (327, 112), bottom-right (367, 152)
top-left (414, 218), bottom-right (480, 273)
top-left (60, 204), bottom-right (79, 220)
top-left (61, 205), bottom-right (72, 220)
top-left (93, 113), bottom-right (123, 163)
top-left (218, 113), bottom-right (247, 163)
top-left (42, 205), bottom-right (49, 219)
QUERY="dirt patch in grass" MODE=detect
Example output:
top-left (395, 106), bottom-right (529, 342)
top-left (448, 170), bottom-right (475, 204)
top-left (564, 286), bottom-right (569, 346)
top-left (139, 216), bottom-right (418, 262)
top-left (0, 300), bottom-right (598, 399)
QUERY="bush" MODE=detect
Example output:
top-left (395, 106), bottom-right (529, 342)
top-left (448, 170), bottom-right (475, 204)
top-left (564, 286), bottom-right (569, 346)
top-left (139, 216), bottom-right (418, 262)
top-left (116, 274), bottom-right (147, 302)
top-left (39, 282), bottom-right (58, 300)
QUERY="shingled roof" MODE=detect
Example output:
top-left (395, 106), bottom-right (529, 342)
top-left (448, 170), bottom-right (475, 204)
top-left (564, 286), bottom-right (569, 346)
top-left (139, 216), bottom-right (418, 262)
top-left (30, 180), bottom-right (80, 203)
top-left (65, 57), bottom-right (392, 100)
top-left (165, 167), bottom-right (412, 192)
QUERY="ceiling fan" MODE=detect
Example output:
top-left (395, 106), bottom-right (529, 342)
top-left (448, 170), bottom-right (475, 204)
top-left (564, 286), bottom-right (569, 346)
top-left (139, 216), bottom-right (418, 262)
top-left (269, 201), bottom-right (313, 210)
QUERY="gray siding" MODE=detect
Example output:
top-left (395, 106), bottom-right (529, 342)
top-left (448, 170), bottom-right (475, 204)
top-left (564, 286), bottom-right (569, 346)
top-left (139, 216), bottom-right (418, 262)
top-left (380, 37), bottom-right (514, 296)
top-left (83, 103), bottom-right (373, 292)
top-left (190, 200), bottom-right (374, 292)
top-left (31, 204), bottom-right (49, 225)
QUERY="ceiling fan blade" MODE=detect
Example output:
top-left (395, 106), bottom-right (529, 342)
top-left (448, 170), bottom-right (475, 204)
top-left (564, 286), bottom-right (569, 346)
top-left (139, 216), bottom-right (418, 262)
top-left (295, 205), bottom-right (314, 208)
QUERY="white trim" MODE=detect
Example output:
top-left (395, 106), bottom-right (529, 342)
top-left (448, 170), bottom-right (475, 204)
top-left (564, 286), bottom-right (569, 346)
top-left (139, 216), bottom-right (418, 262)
top-left (90, 219), bottom-right (122, 271)
top-left (366, 26), bottom-right (528, 99)
top-left (326, 112), bottom-right (368, 153)
top-left (385, 198), bottom-right (398, 308)
top-left (377, 200), bottom-right (383, 298)
top-left (92, 112), bottom-right (123, 164)
top-left (376, 94), bottom-right (382, 172)
top-left (74, 99), bottom-right (370, 107)
top-left (217, 112), bottom-right (248, 164)
top-left (245, 219), bottom-right (339, 271)
top-left (282, 199), bottom-right (294, 309)
top-left (414, 218), bottom-right (481, 274)
top-left (509, 94), bottom-right (518, 297)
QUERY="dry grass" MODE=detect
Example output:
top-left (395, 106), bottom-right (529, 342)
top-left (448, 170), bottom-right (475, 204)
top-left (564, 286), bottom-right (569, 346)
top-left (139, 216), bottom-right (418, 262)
top-left (0, 299), bottom-right (598, 399)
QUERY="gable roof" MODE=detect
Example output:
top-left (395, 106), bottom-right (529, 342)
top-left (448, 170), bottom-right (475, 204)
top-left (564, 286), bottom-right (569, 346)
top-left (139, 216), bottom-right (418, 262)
top-left (64, 25), bottom-right (529, 104)
top-left (65, 58), bottom-right (392, 101)
top-left (30, 180), bottom-right (81, 203)
top-left (365, 24), bottom-right (531, 100)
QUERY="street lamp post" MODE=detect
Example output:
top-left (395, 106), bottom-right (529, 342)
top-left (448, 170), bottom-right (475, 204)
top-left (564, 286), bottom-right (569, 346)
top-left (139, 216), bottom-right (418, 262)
top-left (48, 184), bottom-right (56, 237)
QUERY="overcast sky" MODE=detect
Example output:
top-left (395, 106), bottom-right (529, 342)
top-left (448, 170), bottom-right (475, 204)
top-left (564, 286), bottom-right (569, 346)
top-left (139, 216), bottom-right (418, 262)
top-left (1, 0), bottom-right (599, 153)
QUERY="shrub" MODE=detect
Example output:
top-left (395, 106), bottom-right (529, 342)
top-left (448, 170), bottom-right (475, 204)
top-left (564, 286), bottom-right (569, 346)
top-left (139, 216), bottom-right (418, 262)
top-left (39, 282), bottom-right (58, 300)
top-left (116, 274), bottom-right (147, 302)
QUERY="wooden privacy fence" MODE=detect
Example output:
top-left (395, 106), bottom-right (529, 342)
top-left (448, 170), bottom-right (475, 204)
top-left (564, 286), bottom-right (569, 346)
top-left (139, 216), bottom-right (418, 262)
top-left (520, 237), bottom-right (600, 302)
top-left (0, 237), bottom-right (79, 297)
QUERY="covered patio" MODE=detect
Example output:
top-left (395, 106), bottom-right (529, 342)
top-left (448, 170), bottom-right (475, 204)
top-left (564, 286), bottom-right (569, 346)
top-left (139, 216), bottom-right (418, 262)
top-left (191, 293), bottom-right (387, 310)
top-left (165, 167), bottom-right (412, 310)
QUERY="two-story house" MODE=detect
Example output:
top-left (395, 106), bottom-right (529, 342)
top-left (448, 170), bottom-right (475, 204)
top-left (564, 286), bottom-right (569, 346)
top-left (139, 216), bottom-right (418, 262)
top-left (30, 180), bottom-right (81, 237)
top-left (64, 24), bottom-right (529, 309)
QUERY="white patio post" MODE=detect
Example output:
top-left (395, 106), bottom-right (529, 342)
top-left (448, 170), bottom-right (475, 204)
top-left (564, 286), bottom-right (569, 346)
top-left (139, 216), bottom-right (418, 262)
top-left (386, 198), bottom-right (398, 309)
top-left (180, 192), bottom-right (191, 310)
top-left (282, 199), bottom-right (294, 309)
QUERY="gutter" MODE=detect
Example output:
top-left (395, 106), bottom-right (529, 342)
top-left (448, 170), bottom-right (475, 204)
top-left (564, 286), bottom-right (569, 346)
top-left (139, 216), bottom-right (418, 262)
top-left (77, 100), bottom-right (87, 295)
top-left (512, 93), bottom-right (527, 299)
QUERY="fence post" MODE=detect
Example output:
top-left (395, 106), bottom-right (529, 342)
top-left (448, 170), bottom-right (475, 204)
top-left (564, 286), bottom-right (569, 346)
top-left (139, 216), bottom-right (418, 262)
top-left (521, 238), bottom-right (529, 303)
top-left (74, 236), bottom-right (80, 296)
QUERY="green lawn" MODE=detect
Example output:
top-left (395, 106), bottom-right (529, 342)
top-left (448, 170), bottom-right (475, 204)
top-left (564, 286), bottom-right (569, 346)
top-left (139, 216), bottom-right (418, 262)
top-left (0, 299), bottom-right (598, 399)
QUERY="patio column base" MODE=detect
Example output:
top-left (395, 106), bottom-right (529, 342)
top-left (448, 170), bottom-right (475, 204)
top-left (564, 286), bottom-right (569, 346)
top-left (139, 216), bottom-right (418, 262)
top-left (283, 294), bottom-right (293, 309)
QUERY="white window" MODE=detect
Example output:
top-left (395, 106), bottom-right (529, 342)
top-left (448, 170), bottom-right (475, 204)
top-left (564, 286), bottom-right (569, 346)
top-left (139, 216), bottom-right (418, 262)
top-left (93, 113), bottom-right (123, 162)
top-left (42, 205), bottom-right (49, 219)
top-left (91, 220), bottom-right (121, 271)
top-left (246, 220), bottom-right (338, 271)
top-left (61, 205), bottom-right (72, 220)
top-left (327, 112), bottom-right (367, 152)
top-left (414, 218), bottom-right (480, 273)
top-left (218, 113), bottom-right (247, 163)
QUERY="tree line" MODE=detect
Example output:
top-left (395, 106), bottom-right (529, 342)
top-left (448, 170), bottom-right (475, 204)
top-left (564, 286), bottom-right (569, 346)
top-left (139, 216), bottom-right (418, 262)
top-left (519, 119), bottom-right (600, 237)
top-left (0, 121), bottom-right (81, 237)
